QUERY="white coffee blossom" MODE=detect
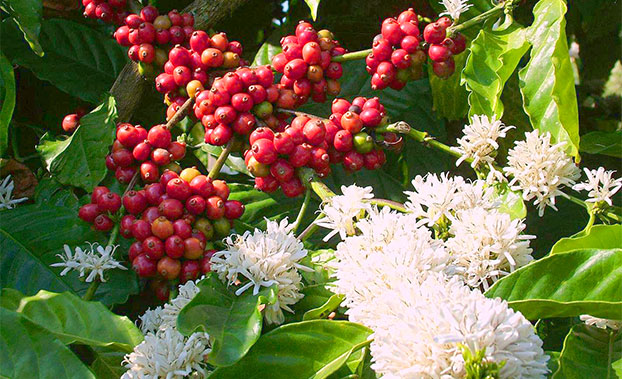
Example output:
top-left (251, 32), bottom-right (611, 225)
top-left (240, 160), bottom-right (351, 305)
top-left (210, 218), bottom-right (312, 324)
top-left (405, 173), bottom-right (466, 227)
top-left (580, 315), bottom-right (622, 330)
top-left (51, 243), bottom-right (126, 283)
top-left (0, 175), bottom-right (27, 210)
top-left (453, 115), bottom-right (514, 169)
top-left (122, 328), bottom-right (211, 379)
top-left (504, 131), bottom-right (580, 216)
top-left (126, 279), bottom-right (210, 379)
top-left (316, 184), bottom-right (374, 241)
top-left (439, 0), bottom-right (472, 21)
top-left (369, 273), bottom-right (549, 378)
top-left (445, 207), bottom-right (535, 290)
top-left (572, 167), bottom-right (622, 206)
top-left (405, 174), bottom-right (498, 227)
top-left (331, 207), bottom-right (449, 327)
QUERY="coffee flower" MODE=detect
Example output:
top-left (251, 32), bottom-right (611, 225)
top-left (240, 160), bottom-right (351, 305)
top-left (51, 243), bottom-right (126, 283)
top-left (572, 167), bottom-right (622, 206)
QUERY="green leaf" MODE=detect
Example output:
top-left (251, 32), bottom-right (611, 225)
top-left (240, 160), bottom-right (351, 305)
top-left (0, 288), bottom-right (24, 311)
top-left (429, 49), bottom-right (469, 120)
top-left (0, 0), bottom-right (43, 56)
top-left (462, 21), bottom-right (529, 118)
top-left (304, 0), bottom-right (321, 21)
top-left (194, 143), bottom-right (249, 176)
top-left (209, 320), bottom-right (373, 379)
top-left (17, 290), bottom-right (143, 352)
top-left (553, 324), bottom-right (621, 378)
top-left (485, 249), bottom-right (622, 319)
top-left (580, 130), bottom-right (622, 158)
top-left (0, 307), bottom-right (95, 378)
top-left (613, 358), bottom-right (622, 378)
top-left (550, 224), bottom-right (622, 255)
top-left (252, 40), bottom-right (281, 67)
top-left (0, 196), bottom-right (138, 306)
top-left (2, 19), bottom-right (127, 103)
top-left (90, 348), bottom-right (127, 379)
top-left (494, 183), bottom-right (527, 219)
top-left (518, 0), bottom-right (580, 158)
top-left (37, 95), bottom-right (117, 192)
top-left (0, 52), bottom-right (15, 157)
top-left (303, 294), bottom-right (344, 321)
top-left (177, 274), bottom-right (277, 367)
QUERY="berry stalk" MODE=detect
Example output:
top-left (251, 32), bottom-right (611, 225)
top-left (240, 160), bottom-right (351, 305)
top-left (292, 188), bottom-right (312, 234)
top-left (165, 97), bottom-right (194, 130)
top-left (297, 213), bottom-right (323, 241)
top-left (330, 48), bottom-right (373, 63)
top-left (446, 2), bottom-right (505, 37)
top-left (207, 140), bottom-right (235, 179)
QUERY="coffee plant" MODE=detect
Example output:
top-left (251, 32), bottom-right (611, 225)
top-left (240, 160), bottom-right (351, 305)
top-left (0, 0), bottom-right (620, 377)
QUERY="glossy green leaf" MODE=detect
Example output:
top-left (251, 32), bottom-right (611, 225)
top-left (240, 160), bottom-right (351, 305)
top-left (209, 320), bottom-right (373, 379)
top-left (519, 0), bottom-right (580, 158)
top-left (252, 40), bottom-right (281, 67)
top-left (1, 19), bottom-right (127, 103)
top-left (485, 249), bottom-right (622, 319)
top-left (462, 21), bottom-right (529, 118)
top-left (177, 274), bottom-right (277, 367)
top-left (303, 294), bottom-right (344, 321)
top-left (495, 183), bottom-right (527, 219)
top-left (580, 130), bottom-right (622, 158)
top-left (0, 307), bottom-right (95, 378)
top-left (304, 0), bottom-right (321, 21)
top-left (37, 95), bottom-right (117, 192)
top-left (0, 193), bottom-right (138, 306)
top-left (429, 49), bottom-right (469, 120)
top-left (0, 52), bottom-right (15, 158)
top-left (17, 290), bottom-right (143, 352)
top-left (553, 324), bottom-right (621, 378)
top-left (550, 224), bottom-right (622, 254)
top-left (613, 358), bottom-right (622, 377)
top-left (90, 348), bottom-right (127, 379)
top-left (0, 0), bottom-right (43, 56)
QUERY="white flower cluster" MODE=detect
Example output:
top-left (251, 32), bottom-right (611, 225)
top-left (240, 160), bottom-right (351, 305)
top-left (453, 115), bottom-right (514, 176)
top-left (504, 130), bottom-right (580, 216)
top-left (123, 280), bottom-right (211, 379)
top-left (210, 218), bottom-right (312, 325)
top-left (328, 180), bottom-right (548, 377)
top-left (315, 185), bottom-right (374, 241)
top-left (439, 0), bottom-right (472, 21)
top-left (572, 167), bottom-right (622, 206)
top-left (51, 243), bottom-right (126, 282)
top-left (0, 175), bottom-right (27, 210)
top-left (580, 315), bottom-right (622, 330)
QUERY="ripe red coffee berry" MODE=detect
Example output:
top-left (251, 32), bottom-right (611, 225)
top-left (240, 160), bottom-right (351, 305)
top-left (180, 260), bottom-right (201, 283)
top-left (210, 124), bottom-right (233, 146)
top-left (164, 235), bottom-right (185, 258)
top-left (423, 22), bottom-right (446, 44)
top-left (159, 170), bottom-right (179, 186)
top-left (343, 150), bottom-right (365, 171)
top-left (129, 241), bottom-right (143, 262)
top-left (341, 112), bottom-right (363, 134)
top-left (97, 192), bottom-right (122, 213)
top-left (158, 198), bottom-right (184, 220)
top-left (173, 219), bottom-right (193, 239)
top-left (131, 219), bottom-right (152, 241)
top-left (360, 108), bottom-right (383, 127)
top-left (224, 200), bottom-right (244, 219)
top-left (280, 177), bottom-right (305, 198)
top-left (428, 44), bottom-right (451, 62)
top-left (185, 195), bottom-right (206, 215)
top-left (147, 125), bottom-right (171, 148)
top-left (205, 196), bottom-right (225, 220)
top-left (213, 180), bottom-right (230, 200)
top-left (123, 190), bottom-right (148, 215)
top-left (166, 178), bottom-right (192, 201)
top-left (303, 119), bottom-right (326, 146)
top-left (151, 148), bottom-right (172, 166)
top-left (284, 59), bottom-right (308, 80)
top-left (151, 216), bottom-right (174, 240)
top-left (273, 132), bottom-right (295, 154)
top-left (62, 114), bottom-right (80, 132)
top-left (289, 143), bottom-right (312, 167)
top-left (270, 159), bottom-right (295, 182)
top-left (143, 236), bottom-right (165, 260)
top-left (391, 49), bottom-right (412, 69)
top-left (254, 175), bottom-right (279, 192)
top-left (381, 19), bottom-right (405, 45)
top-left (132, 254), bottom-right (157, 277)
top-left (91, 186), bottom-right (110, 204)
top-left (189, 175), bottom-right (214, 197)
top-left (132, 142), bottom-right (152, 161)
top-left (140, 161), bottom-right (159, 183)
top-left (78, 203), bottom-right (100, 223)
top-left (252, 138), bottom-right (278, 165)
top-left (183, 237), bottom-right (204, 260)
top-left (120, 215), bottom-right (135, 239)
top-left (94, 214), bottom-right (114, 231)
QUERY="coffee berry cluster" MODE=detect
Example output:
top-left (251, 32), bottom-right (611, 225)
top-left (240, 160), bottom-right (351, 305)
top-left (113, 6), bottom-right (195, 71)
top-left (193, 66), bottom-right (286, 146)
top-left (82, 0), bottom-right (128, 25)
top-left (271, 22), bottom-right (345, 106)
top-left (367, 8), bottom-right (427, 90)
top-left (245, 96), bottom-right (388, 197)
top-left (423, 16), bottom-right (466, 78)
top-left (105, 123), bottom-right (187, 185)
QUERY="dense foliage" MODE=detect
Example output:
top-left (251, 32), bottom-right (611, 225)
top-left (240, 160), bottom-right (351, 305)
top-left (0, 0), bottom-right (620, 378)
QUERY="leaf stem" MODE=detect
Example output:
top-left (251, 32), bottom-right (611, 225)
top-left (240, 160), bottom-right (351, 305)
top-left (447, 2), bottom-right (505, 36)
top-left (298, 214), bottom-right (324, 242)
top-left (164, 97), bottom-right (194, 130)
top-left (208, 140), bottom-right (234, 179)
top-left (292, 188), bottom-right (312, 234)
top-left (331, 48), bottom-right (373, 63)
